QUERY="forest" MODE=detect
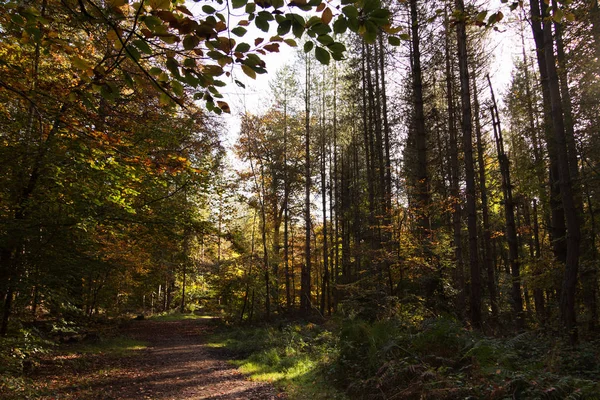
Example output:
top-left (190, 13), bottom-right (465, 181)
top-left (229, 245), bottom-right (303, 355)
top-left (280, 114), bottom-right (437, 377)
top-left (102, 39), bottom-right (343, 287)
top-left (1, 0), bottom-right (600, 398)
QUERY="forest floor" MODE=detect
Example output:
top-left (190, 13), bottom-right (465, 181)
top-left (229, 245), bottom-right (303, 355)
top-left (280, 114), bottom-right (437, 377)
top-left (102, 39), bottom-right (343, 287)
top-left (11, 317), bottom-right (286, 399)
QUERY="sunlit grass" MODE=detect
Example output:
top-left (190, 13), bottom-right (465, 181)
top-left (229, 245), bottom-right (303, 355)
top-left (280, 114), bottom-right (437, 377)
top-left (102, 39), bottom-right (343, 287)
top-left (68, 337), bottom-right (148, 356)
top-left (208, 323), bottom-right (347, 400)
top-left (148, 312), bottom-right (215, 322)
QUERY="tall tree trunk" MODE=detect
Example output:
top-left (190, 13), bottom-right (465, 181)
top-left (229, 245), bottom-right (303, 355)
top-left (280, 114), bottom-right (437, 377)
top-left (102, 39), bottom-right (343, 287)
top-left (302, 55), bottom-right (312, 314)
top-left (410, 0), bottom-right (431, 239)
top-left (445, 5), bottom-right (465, 314)
top-left (532, 199), bottom-right (546, 322)
top-left (283, 91), bottom-right (291, 310)
top-left (489, 76), bottom-right (524, 330)
top-left (529, 0), bottom-right (568, 272)
top-left (473, 76), bottom-right (498, 320)
top-left (534, 0), bottom-right (582, 341)
top-left (456, 0), bottom-right (481, 327)
top-left (553, 0), bottom-right (596, 332)
top-left (320, 76), bottom-right (329, 316)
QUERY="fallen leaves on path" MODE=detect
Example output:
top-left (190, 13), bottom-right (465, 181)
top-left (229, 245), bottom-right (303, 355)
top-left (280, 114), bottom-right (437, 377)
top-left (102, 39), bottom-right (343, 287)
top-left (29, 319), bottom-right (285, 400)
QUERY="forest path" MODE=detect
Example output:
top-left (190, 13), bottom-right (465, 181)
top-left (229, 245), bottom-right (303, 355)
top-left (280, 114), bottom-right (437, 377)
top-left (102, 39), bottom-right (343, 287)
top-left (35, 318), bottom-right (284, 400)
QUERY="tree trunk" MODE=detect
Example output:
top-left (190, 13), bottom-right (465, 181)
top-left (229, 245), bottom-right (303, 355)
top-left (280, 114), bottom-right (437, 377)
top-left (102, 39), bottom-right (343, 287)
top-left (456, 0), bottom-right (481, 327)
top-left (410, 0), bottom-right (431, 238)
top-left (489, 75), bottom-right (524, 330)
top-left (538, 0), bottom-right (581, 342)
top-left (444, 5), bottom-right (465, 314)
top-left (302, 55), bottom-right (312, 314)
top-left (473, 76), bottom-right (498, 320)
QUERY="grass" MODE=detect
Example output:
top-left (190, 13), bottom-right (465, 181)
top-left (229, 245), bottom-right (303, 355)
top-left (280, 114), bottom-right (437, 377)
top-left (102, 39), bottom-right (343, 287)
top-left (66, 336), bottom-right (148, 356)
top-left (207, 322), bottom-right (347, 400)
top-left (147, 311), bottom-right (216, 322)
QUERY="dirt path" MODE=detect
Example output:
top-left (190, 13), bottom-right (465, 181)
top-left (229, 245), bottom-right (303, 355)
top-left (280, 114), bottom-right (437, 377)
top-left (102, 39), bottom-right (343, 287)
top-left (34, 319), bottom-right (285, 400)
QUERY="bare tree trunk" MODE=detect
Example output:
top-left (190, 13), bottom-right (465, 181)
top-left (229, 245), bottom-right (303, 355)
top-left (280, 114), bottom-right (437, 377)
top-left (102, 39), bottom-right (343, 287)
top-left (538, 0), bottom-right (581, 342)
top-left (456, 0), bottom-right (481, 326)
top-left (473, 77), bottom-right (498, 320)
top-left (302, 55), bottom-right (312, 315)
top-left (444, 5), bottom-right (465, 315)
top-left (410, 0), bottom-right (431, 238)
top-left (489, 76), bottom-right (524, 330)
top-left (320, 76), bottom-right (329, 316)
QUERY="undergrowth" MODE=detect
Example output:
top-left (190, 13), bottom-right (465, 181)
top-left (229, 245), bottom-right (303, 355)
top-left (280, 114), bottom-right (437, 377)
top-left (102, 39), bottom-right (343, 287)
top-left (0, 317), bottom-right (146, 399)
top-left (207, 321), bottom-right (347, 400)
top-left (211, 314), bottom-right (600, 400)
top-left (147, 310), bottom-right (214, 322)
top-left (333, 316), bottom-right (600, 399)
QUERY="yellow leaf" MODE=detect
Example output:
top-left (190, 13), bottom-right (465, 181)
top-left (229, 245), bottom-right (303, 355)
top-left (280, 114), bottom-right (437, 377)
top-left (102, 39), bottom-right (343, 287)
top-left (149, 0), bottom-right (171, 10)
top-left (241, 64), bottom-right (256, 79)
top-left (71, 56), bottom-right (90, 71)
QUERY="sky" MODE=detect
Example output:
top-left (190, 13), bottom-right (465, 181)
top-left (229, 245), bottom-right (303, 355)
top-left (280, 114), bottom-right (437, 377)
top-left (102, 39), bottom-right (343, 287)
top-left (186, 0), bottom-right (525, 157)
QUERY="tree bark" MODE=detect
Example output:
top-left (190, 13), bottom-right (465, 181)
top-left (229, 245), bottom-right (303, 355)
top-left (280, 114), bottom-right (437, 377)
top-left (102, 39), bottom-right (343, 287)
top-left (455, 0), bottom-right (481, 327)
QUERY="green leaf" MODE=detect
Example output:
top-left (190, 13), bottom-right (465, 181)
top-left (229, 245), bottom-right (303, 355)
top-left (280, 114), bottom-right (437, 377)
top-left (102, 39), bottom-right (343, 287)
top-left (306, 15), bottom-right (322, 27)
top-left (126, 45), bottom-right (141, 61)
top-left (235, 42), bottom-right (251, 52)
top-left (310, 22), bottom-right (331, 35)
top-left (327, 42), bottom-right (345, 53)
top-left (363, 21), bottom-right (378, 43)
top-left (370, 9), bottom-right (390, 20)
top-left (277, 19), bottom-right (292, 35)
top-left (100, 83), bottom-right (117, 101)
top-left (245, 2), bottom-right (256, 13)
top-left (172, 80), bottom-right (184, 97)
top-left (258, 11), bottom-right (274, 21)
top-left (184, 58), bottom-right (196, 68)
top-left (292, 21), bottom-right (304, 37)
top-left (166, 57), bottom-right (180, 77)
top-left (304, 40), bottom-right (314, 53)
top-left (232, 26), bottom-right (248, 36)
top-left (369, 10), bottom-right (390, 26)
top-left (122, 71), bottom-right (134, 89)
top-left (10, 13), bottom-right (25, 25)
top-left (255, 15), bottom-right (270, 32)
top-left (314, 46), bottom-right (330, 65)
top-left (133, 39), bottom-right (153, 54)
top-left (342, 5), bottom-right (358, 19)
top-left (388, 36), bottom-right (400, 46)
top-left (331, 51), bottom-right (343, 61)
top-left (183, 35), bottom-right (200, 50)
top-left (284, 38), bottom-right (297, 47)
top-left (232, 0), bottom-right (247, 9)
top-left (202, 5), bottom-right (216, 14)
top-left (207, 50), bottom-right (223, 60)
top-left (333, 16), bottom-right (348, 34)
top-left (150, 67), bottom-right (163, 76)
top-left (317, 34), bottom-right (333, 46)
top-left (363, 0), bottom-right (381, 14)
top-left (159, 92), bottom-right (172, 106)
top-left (552, 8), bottom-right (564, 23)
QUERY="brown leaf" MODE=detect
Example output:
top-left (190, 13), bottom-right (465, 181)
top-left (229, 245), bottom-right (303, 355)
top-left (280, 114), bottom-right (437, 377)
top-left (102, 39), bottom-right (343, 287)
top-left (321, 7), bottom-right (333, 24)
